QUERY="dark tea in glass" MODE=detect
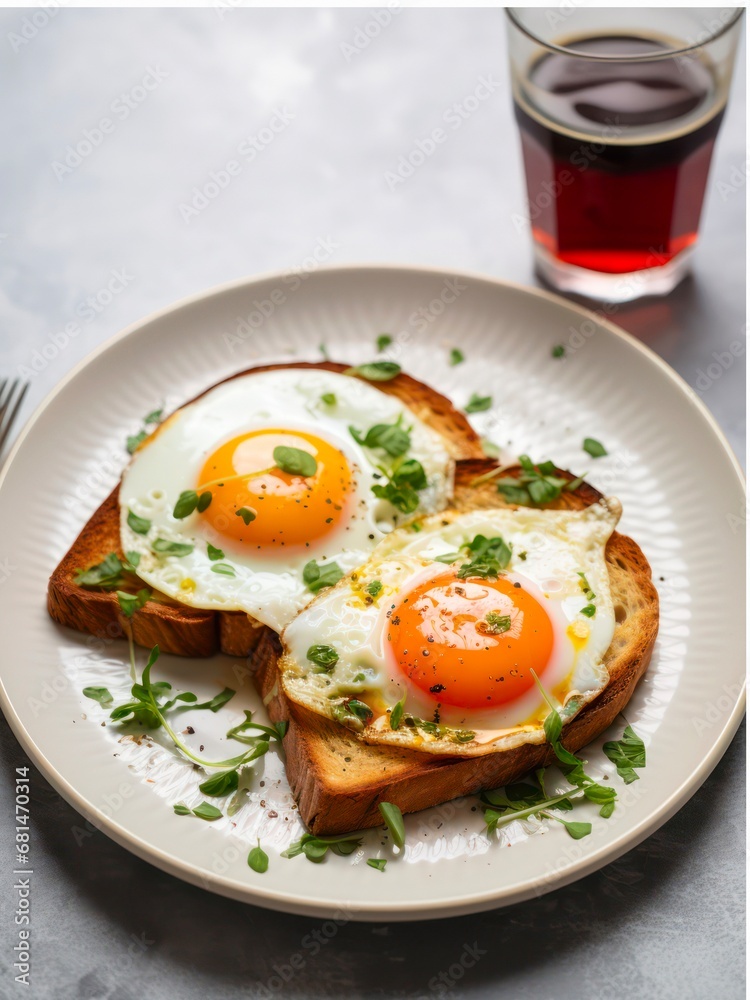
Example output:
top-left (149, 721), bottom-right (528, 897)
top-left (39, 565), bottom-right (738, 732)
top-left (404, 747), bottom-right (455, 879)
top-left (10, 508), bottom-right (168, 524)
top-left (506, 9), bottom-right (743, 300)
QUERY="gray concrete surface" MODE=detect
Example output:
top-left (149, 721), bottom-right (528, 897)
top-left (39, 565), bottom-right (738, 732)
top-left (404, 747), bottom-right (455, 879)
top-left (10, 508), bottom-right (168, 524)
top-left (0, 8), bottom-right (745, 999)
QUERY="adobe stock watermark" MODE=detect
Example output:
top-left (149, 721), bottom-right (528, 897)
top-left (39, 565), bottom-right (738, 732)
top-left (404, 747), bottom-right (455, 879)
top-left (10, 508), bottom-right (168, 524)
top-left (415, 942), bottom-right (487, 999)
top-left (511, 117), bottom-right (627, 235)
top-left (725, 498), bottom-right (748, 536)
top-left (221, 235), bottom-right (340, 351)
top-left (249, 904), bottom-right (359, 998)
top-left (534, 776), bottom-right (650, 896)
top-left (6, 0), bottom-right (70, 54)
top-left (212, 0), bottom-right (245, 20)
top-left (16, 268), bottom-right (135, 379)
top-left (693, 336), bottom-right (746, 396)
top-left (52, 67), bottom-right (169, 181)
top-left (60, 443), bottom-right (129, 515)
top-left (385, 75), bottom-right (502, 190)
top-left (715, 158), bottom-right (750, 201)
top-left (691, 682), bottom-right (743, 737)
top-left (340, 2), bottom-right (402, 62)
top-left (178, 107), bottom-right (295, 223)
top-left (0, 557), bottom-right (17, 587)
top-left (544, 0), bottom-right (587, 29)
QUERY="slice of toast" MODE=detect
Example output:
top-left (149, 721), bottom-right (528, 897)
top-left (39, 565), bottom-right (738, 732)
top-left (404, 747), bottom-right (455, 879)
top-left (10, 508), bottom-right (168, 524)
top-left (252, 459), bottom-right (659, 835)
top-left (47, 361), bottom-right (484, 656)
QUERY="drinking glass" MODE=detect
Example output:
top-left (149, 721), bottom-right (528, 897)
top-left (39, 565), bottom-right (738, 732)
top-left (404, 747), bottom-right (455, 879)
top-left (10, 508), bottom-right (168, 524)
top-left (505, 7), bottom-right (744, 301)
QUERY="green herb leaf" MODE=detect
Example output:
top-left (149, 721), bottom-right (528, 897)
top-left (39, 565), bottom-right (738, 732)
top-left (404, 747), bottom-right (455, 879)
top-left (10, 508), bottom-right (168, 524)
top-left (321, 392), bottom-right (336, 406)
top-left (307, 644), bottom-right (339, 671)
top-left (207, 542), bottom-right (224, 561)
top-left (389, 693), bottom-right (406, 730)
top-left (544, 709), bottom-right (563, 745)
top-left (603, 725), bottom-right (646, 784)
top-left (481, 438), bottom-right (500, 458)
top-left (127, 510), bottom-right (151, 535)
top-left (273, 445), bottom-right (317, 477)
top-left (456, 534), bottom-right (511, 580)
top-left (173, 490), bottom-right (199, 519)
top-left (497, 483), bottom-right (532, 505)
top-left (347, 699), bottom-right (373, 723)
top-left (434, 551), bottom-right (461, 564)
top-left (582, 782), bottom-right (617, 805)
top-left (495, 456), bottom-right (585, 509)
top-left (350, 420), bottom-right (411, 458)
top-left (173, 803), bottom-right (191, 815)
top-left (551, 816), bottom-right (592, 839)
top-left (464, 393), bottom-right (492, 413)
top-left (528, 477), bottom-right (561, 505)
top-left (116, 588), bottom-right (150, 619)
top-left (484, 612), bottom-right (511, 634)
top-left (152, 538), bottom-right (194, 557)
top-left (236, 507), bottom-right (256, 525)
top-left (372, 481), bottom-right (419, 514)
top-left (199, 769), bottom-right (239, 797)
top-left (211, 562), bottom-right (236, 577)
top-left (583, 437), bottom-right (607, 458)
top-left (282, 831), bottom-right (363, 862)
top-left (378, 801), bottom-right (405, 849)
top-left (82, 686), bottom-right (113, 706)
top-left (452, 729), bottom-right (475, 744)
top-left (248, 841), bottom-right (269, 873)
top-left (126, 430), bottom-right (147, 454)
top-left (366, 580), bottom-right (382, 598)
top-left (226, 710), bottom-right (286, 744)
top-left (124, 551), bottom-right (141, 571)
top-left (192, 802), bottom-right (223, 821)
top-left (551, 345), bottom-right (565, 358)
top-left (449, 348), bottom-right (464, 366)
top-left (197, 687), bottom-right (236, 713)
top-left (345, 361), bottom-right (401, 382)
top-left (577, 572), bottom-right (596, 601)
top-left (197, 491), bottom-right (212, 512)
top-left (367, 858), bottom-right (387, 872)
top-left (391, 458), bottom-right (427, 490)
top-left (376, 334), bottom-right (393, 352)
top-left (303, 559), bottom-right (344, 594)
top-left (581, 604), bottom-right (596, 618)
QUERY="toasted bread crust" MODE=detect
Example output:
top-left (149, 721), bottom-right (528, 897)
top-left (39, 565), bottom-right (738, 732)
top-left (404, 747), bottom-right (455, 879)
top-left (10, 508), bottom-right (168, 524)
top-left (47, 361), bottom-right (482, 655)
top-left (252, 461), bottom-right (659, 834)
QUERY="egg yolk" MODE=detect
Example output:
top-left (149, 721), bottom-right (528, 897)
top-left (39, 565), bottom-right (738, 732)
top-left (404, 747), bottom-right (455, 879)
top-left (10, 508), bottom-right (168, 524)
top-left (197, 429), bottom-right (353, 550)
top-left (387, 571), bottom-right (554, 709)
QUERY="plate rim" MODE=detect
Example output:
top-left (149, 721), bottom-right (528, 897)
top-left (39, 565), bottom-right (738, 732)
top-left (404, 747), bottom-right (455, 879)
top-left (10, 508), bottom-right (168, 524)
top-left (0, 263), bottom-right (745, 921)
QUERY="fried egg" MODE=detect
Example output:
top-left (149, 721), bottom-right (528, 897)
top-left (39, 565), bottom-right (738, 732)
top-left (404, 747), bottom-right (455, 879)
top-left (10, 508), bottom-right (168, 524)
top-left (280, 500), bottom-right (621, 755)
top-left (120, 368), bottom-right (453, 632)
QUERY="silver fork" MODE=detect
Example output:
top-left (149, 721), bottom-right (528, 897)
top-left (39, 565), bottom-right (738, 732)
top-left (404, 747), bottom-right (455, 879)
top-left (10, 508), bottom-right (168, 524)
top-left (0, 378), bottom-right (30, 459)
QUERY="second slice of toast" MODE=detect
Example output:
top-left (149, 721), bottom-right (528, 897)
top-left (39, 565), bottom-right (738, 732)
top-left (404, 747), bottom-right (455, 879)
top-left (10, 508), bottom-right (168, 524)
top-left (252, 459), bottom-right (659, 834)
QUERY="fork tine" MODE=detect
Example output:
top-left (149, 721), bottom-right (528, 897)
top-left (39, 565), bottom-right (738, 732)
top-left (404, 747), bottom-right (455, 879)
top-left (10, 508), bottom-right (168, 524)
top-left (0, 380), bottom-right (29, 456)
top-left (0, 378), bottom-right (9, 415)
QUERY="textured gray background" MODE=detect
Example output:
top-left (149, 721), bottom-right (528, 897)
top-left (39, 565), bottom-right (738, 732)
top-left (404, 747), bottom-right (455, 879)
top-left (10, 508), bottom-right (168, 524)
top-left (0, 8), bottom-right (745, 999)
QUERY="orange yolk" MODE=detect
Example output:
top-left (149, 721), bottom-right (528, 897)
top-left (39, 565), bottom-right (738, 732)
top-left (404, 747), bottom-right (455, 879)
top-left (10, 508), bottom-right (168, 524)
top-left (387, 571), bottom-right (554, 709)
top-left (197, 428), bottom-right (353, 550)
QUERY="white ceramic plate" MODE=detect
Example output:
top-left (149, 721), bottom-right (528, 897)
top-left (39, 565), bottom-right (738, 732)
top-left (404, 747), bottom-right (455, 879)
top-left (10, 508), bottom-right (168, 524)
top-left (0, 265), bottom-right (744, 921)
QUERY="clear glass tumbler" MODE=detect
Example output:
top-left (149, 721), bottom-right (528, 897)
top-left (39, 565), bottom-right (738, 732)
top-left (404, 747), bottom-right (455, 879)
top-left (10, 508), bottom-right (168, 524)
top-left (505, 7), bottom-right (744, 301)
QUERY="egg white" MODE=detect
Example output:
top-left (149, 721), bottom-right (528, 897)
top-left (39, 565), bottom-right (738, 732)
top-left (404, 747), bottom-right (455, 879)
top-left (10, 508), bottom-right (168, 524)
top-left (119, 368), bottom-right (453, 633)
top-left (280, 500), bottom-right (621, 756)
